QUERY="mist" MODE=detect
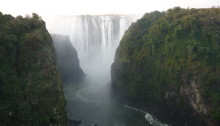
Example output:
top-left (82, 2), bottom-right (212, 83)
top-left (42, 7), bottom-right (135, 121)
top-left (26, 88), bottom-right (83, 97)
top-left (47, 15), bottom-right (137, 85)
top-left (51, 34), bottom-right (85, 84)
top-left (1, 0), bottom-right (219, 125)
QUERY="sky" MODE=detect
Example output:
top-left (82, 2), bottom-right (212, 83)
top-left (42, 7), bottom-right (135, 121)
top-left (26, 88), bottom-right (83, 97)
top-left (0, 0), bottom-right (220, 16)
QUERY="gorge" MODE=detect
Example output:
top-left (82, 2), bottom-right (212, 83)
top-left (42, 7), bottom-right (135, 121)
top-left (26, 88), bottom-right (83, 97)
top-left (49, 8), bottom-right (220, 126)
top-left (48, 14), bottom-right (167, 126)
top-left (1, 7), bottom-right (220, 126)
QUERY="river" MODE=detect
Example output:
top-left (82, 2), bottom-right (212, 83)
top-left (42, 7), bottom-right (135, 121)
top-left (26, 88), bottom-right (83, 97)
top-left (63, 79), bottom-right (170, 126)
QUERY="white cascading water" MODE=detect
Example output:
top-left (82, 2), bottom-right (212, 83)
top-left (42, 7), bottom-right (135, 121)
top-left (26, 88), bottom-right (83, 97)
top-left (46, 15), bottom-right (136, 84)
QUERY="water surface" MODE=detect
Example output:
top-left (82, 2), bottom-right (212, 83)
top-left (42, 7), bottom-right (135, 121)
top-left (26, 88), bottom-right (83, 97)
top-left (63, 80), bottom-right (169, 126)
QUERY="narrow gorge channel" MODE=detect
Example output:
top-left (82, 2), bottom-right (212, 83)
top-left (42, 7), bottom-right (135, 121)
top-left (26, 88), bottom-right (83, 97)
top-left (48, 15), bottom-right (169, 126)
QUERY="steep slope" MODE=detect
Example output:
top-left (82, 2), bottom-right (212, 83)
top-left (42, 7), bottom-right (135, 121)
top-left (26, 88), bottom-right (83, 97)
top-left (112, 7), bottom-right (220, 125)
top-left (51, 34), bottom-right (84, 84)
top-left (0, 13), bottom-right (66, 125)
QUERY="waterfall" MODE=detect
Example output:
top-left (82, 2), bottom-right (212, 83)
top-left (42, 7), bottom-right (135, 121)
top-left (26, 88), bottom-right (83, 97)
top-left (46, 15), bottom-right (136, 84)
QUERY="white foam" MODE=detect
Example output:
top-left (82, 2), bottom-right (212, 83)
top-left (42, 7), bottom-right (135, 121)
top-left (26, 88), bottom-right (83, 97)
top-left (124, 105), bottom-right (170, 126)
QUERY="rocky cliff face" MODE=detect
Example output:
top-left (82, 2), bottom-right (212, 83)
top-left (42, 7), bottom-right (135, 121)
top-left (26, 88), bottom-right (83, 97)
top-left (0, 13), bottom-right (66, 125)
top-left (111, 8), bottom-right (220, 126)
top-left (51, 34), bottom-right (84, 84)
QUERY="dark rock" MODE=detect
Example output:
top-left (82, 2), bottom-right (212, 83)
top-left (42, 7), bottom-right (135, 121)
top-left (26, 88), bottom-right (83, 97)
top-left (52, 34), bottom-right (85, 84)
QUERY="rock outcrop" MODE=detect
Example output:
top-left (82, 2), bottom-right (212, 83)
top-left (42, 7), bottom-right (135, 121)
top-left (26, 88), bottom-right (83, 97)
top-left (51, 34), bottom-right (84, 84)
top-left (0, 12), bottom-right (66, 125)
top-left (111, 7), bottom-right (220, 126)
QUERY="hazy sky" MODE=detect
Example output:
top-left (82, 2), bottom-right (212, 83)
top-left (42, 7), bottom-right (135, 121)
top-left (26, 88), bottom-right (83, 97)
top-left (0, 0), bottom-right (220, 16)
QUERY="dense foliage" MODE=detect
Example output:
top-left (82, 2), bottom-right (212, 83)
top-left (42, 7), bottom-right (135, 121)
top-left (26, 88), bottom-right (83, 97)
top-left (0, 12), bottom-right (67, 125)
top-left (112, 7), bottom-right (220, 124)
top-left (52, 34), bottom-right (84, 84)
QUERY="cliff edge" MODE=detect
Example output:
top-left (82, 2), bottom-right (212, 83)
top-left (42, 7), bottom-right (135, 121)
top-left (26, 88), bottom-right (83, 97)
top-left (0, 13), bottom-right (67, 125)
top-left (112, 7), bottom-right (220, 126)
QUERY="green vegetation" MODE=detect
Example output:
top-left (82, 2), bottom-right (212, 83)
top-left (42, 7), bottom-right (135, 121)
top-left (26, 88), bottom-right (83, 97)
top-left (112, 7), bottom-right (220, 123)
top-left (0, 12), bottom-right (66, 125)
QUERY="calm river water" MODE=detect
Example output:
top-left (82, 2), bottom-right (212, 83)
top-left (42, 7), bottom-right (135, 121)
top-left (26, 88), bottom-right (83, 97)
top-left (63, 79), bottom-right (169, 126)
